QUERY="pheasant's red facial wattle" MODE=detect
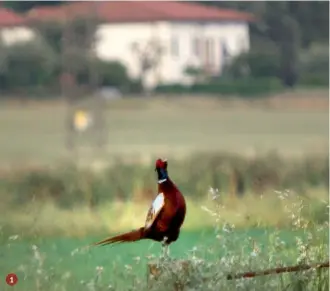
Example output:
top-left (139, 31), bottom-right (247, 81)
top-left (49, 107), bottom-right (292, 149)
top-left (155, 158), bottom-right (167, 170)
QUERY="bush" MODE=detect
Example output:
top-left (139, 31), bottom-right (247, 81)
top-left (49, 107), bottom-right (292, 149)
top-left (91, 58), bottom-right (144, 93)
top-left (299, 62), bottom-right (329, 87)
top-left (2, 152), bottom-right (328, 209)
top-left (0, 39), bottom-right (141, 96)
top-left (0, 38), bottom-right (59, 92)
top-left (299, 73), bottom-right (329, 87)
top-left (154, 83), bottom-right (188, 94)
top-left (192, 77), bottom-right (283, 97)
top-left (154, 77), bottom-right (284, 97)
top-left (93, 59), bottom-right (130, 89)
top-left (225, 50), bottom-right (281, 79)
top-left (127, 78), bottom-right (144, 94)
top-left (298, 46), bottom-right (329, 87)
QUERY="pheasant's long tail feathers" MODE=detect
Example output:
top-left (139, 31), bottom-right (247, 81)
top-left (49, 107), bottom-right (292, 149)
top-left (92, 227), bottom-right (146, 247)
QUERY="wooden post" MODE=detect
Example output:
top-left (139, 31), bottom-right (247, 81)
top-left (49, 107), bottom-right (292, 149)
top-left (61, 5), bottom-right (77, 152)
top-left (147, 260), bottom-right (192, 291)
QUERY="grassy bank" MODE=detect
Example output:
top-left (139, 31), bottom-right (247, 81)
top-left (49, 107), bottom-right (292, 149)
top-left (0, 152), bottom-right (328, 290)
top-left (0, 193), bottom-right (328, 291)
top-left (0, 152), bottom-right (328, 236)
top-left (1, 227), bottom-right (328, 291)
top-left (0, 188), bottom-right (328, 237)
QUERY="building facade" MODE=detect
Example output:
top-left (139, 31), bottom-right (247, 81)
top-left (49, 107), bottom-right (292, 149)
top-left (96, 20), bottom-right (250, 89)
top-left (5, 1), bottom-right (255, 89)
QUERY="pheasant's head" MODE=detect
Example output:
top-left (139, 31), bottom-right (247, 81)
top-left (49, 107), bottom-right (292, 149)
top-left (155, 158), bottom-right (168, 183)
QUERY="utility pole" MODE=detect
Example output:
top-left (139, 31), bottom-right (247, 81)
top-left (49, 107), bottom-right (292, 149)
top-left (87, 2), bottom-right (106, 149)
top-left (61, 2), bottom-right (105, 153)
top-left (61, 4), bottom-right (76, 152)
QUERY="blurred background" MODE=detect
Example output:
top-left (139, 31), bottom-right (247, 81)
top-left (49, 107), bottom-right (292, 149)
top-left (0, 0), bottom-right (328, 233)
top-left (0, 2), bottom-right (329, 290)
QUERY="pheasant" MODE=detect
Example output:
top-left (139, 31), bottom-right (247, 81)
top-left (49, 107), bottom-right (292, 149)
top-left (92, 158), bottom-right (186, 258)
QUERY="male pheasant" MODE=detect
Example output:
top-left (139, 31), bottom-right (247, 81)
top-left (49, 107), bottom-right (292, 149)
top-left (92, 158), bottom-right (186, 258)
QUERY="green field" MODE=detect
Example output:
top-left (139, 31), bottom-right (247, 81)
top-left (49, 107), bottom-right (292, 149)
top-left (0, 92), bottom-right (328, 290)
top-left (1, 226), bottom-right (328, 291)
top-left (0, 91), bottom-right (328, 168)
top-left (0, 189), bottom-right (329, 290)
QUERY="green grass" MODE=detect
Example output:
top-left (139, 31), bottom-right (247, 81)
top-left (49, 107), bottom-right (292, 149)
top-left (0, 227), bottom-right (328, 291)
top-left (0, 189), bottom-right (328, 290)
top-left (0, 94), bottom-right (328, 168)
top-left (0, 92), bottom-right (328, 290)
top-left (1, 188), bottom-right (328, 236)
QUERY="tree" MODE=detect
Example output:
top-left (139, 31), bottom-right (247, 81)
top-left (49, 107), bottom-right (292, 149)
top-left (279, 15), bottom-right (301, 87)
top-left (3, 1), bottom-right (63, 13)
top-left (0, 36), bottom-right (7, 91)
top-left (32, 21), bottom-right (64, 55)
top-left (1, 38), bottom-right (58, 91)
top-left (200, 1), bottom-right (306, 87)
top-left (131, 38), bottom-right (164, 92)
top-left (199, 1), bottom-right (329, 48)
top-left (288, 2), bottom-right (329, 47)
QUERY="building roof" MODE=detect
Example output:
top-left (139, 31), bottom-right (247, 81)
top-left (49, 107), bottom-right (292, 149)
top-left (26, 1), bottom-right (255, 24)
top-left (0, 8), bottom-right (26, 27)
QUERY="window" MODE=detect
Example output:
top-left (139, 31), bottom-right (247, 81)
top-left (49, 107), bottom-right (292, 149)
top-left (192, 37), bottom-right (200, 57)
top-left (208, 38), bottom-right (214, 63)
top-left (171, 37), bottom-right (179, 57)
top-left (219, 39), bottom-right (229, 71)
top-left (220, 39), bottom-right (229, 59)
top-left (205, 38), bottom-right (215, 72)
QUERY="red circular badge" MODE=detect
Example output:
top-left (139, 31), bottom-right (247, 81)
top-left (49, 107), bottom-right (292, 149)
top-left (6, 273), bottom-right (18, 286)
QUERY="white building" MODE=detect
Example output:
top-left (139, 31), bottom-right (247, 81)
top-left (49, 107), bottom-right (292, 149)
top-left (27, 1), bottom-right (255, 89)
top-left (0, 8), bottom-right (35, 45)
